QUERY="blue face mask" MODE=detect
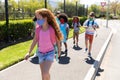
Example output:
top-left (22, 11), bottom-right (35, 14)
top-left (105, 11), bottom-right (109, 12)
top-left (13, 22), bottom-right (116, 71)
top-left (36, 19), bottom-right (45, 26)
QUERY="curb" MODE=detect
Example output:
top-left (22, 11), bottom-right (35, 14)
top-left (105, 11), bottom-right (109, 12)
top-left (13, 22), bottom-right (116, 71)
top-left (84, 28), bottom-right (113, 80)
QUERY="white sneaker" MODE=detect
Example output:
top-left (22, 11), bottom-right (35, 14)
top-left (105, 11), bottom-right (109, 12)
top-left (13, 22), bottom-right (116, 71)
top-left (84, 48), bottom-right (88, 53)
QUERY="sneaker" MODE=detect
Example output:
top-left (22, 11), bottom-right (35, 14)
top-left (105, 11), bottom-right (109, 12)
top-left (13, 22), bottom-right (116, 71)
top-left (73, 40), bottom-right (75, 44)
top-left (84, 48), bottom-right (88, 53)
top-left (88, 52), bottom-right (91, 57)
top-left (64, 49), bottom-right (68, 53)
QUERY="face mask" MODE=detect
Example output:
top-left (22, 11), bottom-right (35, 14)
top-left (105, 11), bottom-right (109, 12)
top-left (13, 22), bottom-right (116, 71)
top-left (36, 19), bottom-right (45, 26)
top-left (60, 19), bottom-right (65, 24)
top-left (74, 19), bottom-right (78, 23)
top-left (89, 17), bottom-right (93, 21)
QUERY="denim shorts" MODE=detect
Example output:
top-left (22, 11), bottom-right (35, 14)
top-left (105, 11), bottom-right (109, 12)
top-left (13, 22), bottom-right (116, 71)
top-left (37, 50), bottom-right (55, 64)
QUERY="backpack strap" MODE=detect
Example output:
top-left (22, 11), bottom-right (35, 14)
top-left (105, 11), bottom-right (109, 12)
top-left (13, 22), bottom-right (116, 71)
top-left (87, 20), bottom-right (94, 27)
top-left (92, 20), bottom-right (94, 26)
top-left (49, 26), bottom-right (56, 45)
top-left (36, 25), bottom-right (56, 46)
top-left (87, 20), bottom-right (90, 27)
top-left (35, 25), bottom-right (41, 47)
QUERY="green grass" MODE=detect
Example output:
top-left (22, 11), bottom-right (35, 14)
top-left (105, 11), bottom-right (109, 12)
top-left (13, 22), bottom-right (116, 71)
top-left (0, 27), bottom-right (85, 71)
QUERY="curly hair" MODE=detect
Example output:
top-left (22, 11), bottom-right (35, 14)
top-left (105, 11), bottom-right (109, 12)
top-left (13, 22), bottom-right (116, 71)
top-left (35, 8), bottom-right (63, 41)
top-left (58, 13), bottom-right (68, 23)
top-left (72, 16), bottom-right (79, 23)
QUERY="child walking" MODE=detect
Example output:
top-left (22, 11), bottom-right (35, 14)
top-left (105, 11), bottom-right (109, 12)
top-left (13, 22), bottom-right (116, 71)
top-left (72, 16), bottom-right (81, 47)
top-left (58, 13), bottom-right (69, 56)
top-left (83, 12), bottom-right (99, 57)
top-left (24, 8), bottom-right (63, 80)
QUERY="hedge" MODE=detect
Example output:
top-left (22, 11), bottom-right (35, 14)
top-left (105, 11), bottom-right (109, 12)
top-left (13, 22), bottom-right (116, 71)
top-left (0, 20), bottom-right (33, 42)
top-left (68, 16), bottom-right (87, 27)
top-left (0, 17), bottom-right (87, 42)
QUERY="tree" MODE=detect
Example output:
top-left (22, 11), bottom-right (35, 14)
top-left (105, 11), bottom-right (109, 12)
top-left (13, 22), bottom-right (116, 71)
top-left (0, 1), bottom-right (4, 13)
top-left (117, 3), bottom-right (120, 16)
top-left (89, 4), bottom-right (101, 17)
top-left (58, 0), bottom-right (85, 17)
top-left (110, 1), bottom-right (119, 16)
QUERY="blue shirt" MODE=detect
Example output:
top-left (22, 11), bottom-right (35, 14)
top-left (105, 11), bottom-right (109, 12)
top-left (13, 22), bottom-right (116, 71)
top-left (60, 23), bottom-right (69, 38)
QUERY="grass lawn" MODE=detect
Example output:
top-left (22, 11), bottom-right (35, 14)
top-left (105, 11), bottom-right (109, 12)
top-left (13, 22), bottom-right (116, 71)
top-left (0, 27), bottom-right (85, 71)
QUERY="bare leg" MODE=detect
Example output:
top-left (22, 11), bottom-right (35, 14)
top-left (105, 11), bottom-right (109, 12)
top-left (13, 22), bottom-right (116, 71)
top-left (40, 61), bottom-right (53, 80)
top-left (73, 32), bottom-right (75, 44)
top-left (64, 42), bottom-right (67, 50)
top-left (85, 34), bottom-right (88, 49)
top-left (88, 35), bottom-right (93, 53)
top-left (76, 33), bottom-right (79, 46)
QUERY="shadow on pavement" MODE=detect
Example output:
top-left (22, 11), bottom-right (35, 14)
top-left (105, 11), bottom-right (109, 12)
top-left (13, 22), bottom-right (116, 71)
top-left (96, 67), bottom-right (104, 76)
top-left (58, 51), bottom-right (70, 64)
top-left (29, 56), bottom-right (39, 64)
top-left (29, 51), bottom-right (71, 64)
top-left (73, 45), bottom-right (82, 50)
top-left (85, 56), bottom-right (95, 65)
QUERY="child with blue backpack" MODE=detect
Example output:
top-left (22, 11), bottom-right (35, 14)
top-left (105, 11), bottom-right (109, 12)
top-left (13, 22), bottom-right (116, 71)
top-left (58, 13), bottom-right (69, 56)
top-left (83, 12), bottom-right (99, 57)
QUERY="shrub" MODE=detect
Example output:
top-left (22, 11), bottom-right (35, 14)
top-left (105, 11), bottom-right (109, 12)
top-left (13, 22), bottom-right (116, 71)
top-left (0, 20), bottom-right (33, 42)
top-left (0, 17), bottom-right (87, 42)
top-left (68, 16), bottom-right (87, 28)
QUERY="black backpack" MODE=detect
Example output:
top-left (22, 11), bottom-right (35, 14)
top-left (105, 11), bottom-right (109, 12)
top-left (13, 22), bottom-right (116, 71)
top-left (87, 20), bottom-right (96, 30)
top-left (87, 20), bottom-right (94, 27)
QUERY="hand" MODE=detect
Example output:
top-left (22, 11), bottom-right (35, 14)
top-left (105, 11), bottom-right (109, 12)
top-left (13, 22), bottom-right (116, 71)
top-left (24, 53), bottom-right (30, 60)
top-left (92, 25), bottom-right (96, 28)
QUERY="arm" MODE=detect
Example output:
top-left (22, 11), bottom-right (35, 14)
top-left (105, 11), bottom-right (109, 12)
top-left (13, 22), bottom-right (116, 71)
top-left (71, 23), bottom-right (74, 29)
top-left (93, 22), bottom-right (99, 29)
top-left (83, 20), bottom-right (88, 29)
top-left (79, 22), bottom-right (81, 27)
top-left (24, 36), bottom-right (37, 60)
top-left (66, 24), bottom-right (69, 39)
top-left (56, 37), bottom-right (61, 57)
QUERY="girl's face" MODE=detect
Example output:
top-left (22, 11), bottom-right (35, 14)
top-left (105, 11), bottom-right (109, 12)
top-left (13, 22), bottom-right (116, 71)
top-left (36, 13), bottom-right (43, 20)
top-left (89, 16), bottom-right (94, 21)
top-left (60, 18), bottom-right (65, 24)
top-left (74, 18), bottom-right (78, 22)
top-left (36, 14), bottom-right (46, 26)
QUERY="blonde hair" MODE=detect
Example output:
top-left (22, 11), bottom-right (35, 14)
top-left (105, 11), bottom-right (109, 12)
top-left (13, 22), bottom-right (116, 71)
top-left (35, 8), bottom-right (63, 41)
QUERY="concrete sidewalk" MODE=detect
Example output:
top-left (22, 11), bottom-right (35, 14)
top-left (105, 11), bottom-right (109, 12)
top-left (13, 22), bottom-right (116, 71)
top-left (0, 25), bottom-right (111, 80)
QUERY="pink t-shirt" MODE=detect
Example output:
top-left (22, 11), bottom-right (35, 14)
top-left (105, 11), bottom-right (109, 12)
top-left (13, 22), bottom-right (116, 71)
top-left (35, 26), bottom-right (56, 53)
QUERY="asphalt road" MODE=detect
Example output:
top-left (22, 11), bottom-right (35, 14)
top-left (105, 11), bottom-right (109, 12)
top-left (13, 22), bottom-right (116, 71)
top-left (95, 20), bottom-right (120, 80)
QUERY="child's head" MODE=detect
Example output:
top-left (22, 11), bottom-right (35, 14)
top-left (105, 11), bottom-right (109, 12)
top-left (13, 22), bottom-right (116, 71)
top-left (89, 12), bottom-right (95, 20)
top-left (73, 16), bottom-right (79, 23)
top-left (58, 13), bottom-right (68, 24)
top-left (35, 8), bottom-right (63, 41)
top-left (55, 11), bottom-right (61, 17)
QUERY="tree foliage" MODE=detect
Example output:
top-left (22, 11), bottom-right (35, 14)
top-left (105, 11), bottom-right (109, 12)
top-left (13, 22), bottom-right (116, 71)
top-left (88, 4), bottom-right (101, 17)
top-left (110, 1), bottom-right (119, 16)
top-left (58, 0), bottom-right (87, 17)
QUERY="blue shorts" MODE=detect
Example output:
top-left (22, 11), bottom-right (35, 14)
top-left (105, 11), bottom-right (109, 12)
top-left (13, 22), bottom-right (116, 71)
top-left (37, 50), bottom-right (55, 64)
top-left (62, 36), bottom-right (67, 43)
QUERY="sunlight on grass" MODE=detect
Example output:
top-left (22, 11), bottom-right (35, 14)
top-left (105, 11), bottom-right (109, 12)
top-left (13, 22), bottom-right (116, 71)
top-left (0, 40), bottom-right (37, 70)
